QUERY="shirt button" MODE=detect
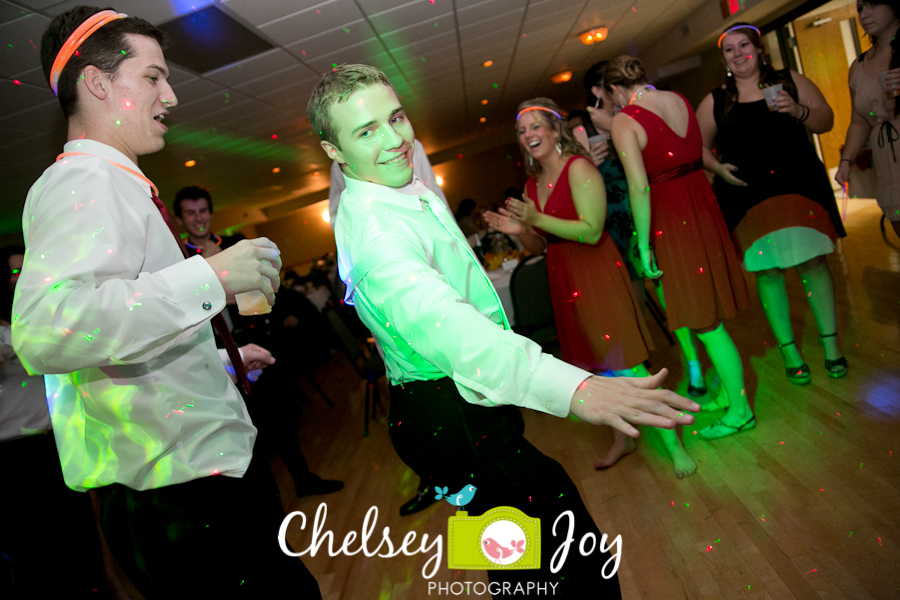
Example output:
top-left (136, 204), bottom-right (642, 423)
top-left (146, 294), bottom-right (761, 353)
top-left (202, 301), bottom-right (212, 310)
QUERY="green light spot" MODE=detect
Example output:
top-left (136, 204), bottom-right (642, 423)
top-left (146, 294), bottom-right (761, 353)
top-left (848, 531), bottom-right (853, 537)
top-left (121, 50), bottom-right (126, 54)
top-left (559, 493), bottom-right (564, 498)
top-left (115, 120), bottom-right (120, 126)
top-left (22, 381), bottom-right (27, 387)
top-left (685, 502), bottom-right (690, 507)
top-left (342, 27), bottom-right (350, 33)
top-left (492, 83), bottom-right (498, 88)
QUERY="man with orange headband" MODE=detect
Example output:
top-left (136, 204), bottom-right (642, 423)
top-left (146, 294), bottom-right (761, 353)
top-left (12, 6), bottom-right (321, 597)
top-left (308, 64), bottom-right (700, 595)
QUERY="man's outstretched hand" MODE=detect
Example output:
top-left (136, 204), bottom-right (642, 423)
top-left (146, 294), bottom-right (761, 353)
top-left (569, 369), bottom-right (699, 437)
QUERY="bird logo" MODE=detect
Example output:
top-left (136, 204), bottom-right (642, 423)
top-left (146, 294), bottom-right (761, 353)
top-left (434, 485), bottom-right (477, 510)
top-left (482, 537), bottom-right (525, 562)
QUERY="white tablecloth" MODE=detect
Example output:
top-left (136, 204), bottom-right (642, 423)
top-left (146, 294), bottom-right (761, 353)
top-left (486, 268), bottom-right (515, 326)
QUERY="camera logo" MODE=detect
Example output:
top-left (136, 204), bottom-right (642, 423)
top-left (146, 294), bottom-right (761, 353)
top-left (447, 507), bottom-right (540, 571)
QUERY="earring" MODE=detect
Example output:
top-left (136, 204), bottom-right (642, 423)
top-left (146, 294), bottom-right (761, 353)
top-left (726, 66), bottom-right (733, 77)
top-left (529, 155), bottom-right (534, 167)
top-left (556, 142), bottom-right (562, 155)
top-left (595, 95), bottom-right (601, 108)
top-left (760, 54), bottom-right (767, 66)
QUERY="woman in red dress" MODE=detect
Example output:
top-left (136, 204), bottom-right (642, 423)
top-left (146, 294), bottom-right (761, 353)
top-left (486, 97), bottom-right (697, 478)
top-left (605, 56), bottom-right (754, 440)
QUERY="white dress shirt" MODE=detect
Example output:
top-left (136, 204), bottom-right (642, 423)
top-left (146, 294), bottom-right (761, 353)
top-left (328, 139), bottom-right (448, 227)
top-left (12, 139), bottom-right (256, 492)
top-left (334, 176), bottom-right (588, 418)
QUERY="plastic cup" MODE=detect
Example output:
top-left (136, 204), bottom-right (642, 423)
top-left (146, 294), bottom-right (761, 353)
top-left (236, 290), bottom-right (271, 315)
top-left (761, 84), bottom-right (783, 112)
top-left (235, 259), bottom-right (273, 315)
top-left (588, 132), bottom-right (609, 147)
top-left (879, 71), bottom-right (900, 97)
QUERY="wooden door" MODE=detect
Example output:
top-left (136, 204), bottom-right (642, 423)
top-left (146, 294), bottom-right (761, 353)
top-left (793, 3), bottom-right (871, 172)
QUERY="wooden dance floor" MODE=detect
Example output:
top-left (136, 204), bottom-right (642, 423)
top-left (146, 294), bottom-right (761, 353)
top-left (280, 199), bottom-right (899, 600)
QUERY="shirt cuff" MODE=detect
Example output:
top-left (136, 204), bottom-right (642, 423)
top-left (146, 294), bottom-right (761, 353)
top-left (158, 255), bottom-right (226, 324)
top-left (529, 356), bottom-right (591, 418)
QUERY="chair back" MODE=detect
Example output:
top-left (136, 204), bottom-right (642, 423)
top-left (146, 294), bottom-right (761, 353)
top-left (509, 255), bottom-right (556, 335)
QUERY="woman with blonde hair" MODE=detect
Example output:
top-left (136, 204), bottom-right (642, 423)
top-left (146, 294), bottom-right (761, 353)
top-left (606, 56), bottom-right (754, 440)
top-left (486, 97), bottom-right (697, 477)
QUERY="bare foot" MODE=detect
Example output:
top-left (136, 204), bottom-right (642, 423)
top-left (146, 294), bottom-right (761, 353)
top-left (595, 435), bottom-right (637, 469)
top-left (669, 445), bottom-right (697, 479)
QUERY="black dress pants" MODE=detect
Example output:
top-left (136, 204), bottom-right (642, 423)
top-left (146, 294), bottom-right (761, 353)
top-left (389, 379), bottom-right (622, 598)
top-left (94, 457), bottom-right (321, 599)
top-left (0, 432), bottom-right (103, 599)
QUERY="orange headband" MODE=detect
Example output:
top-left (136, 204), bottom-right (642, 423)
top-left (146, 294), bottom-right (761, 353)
top-left (516, 106), bottom-right (562, 121)
top-left (717, 24), bottom-right (761, 48)
top-left (50, 10), bottom-right (127, 96)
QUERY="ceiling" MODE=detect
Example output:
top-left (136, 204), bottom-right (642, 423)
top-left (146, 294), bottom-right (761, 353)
top-left (0, 0), bottom-right (775, 236)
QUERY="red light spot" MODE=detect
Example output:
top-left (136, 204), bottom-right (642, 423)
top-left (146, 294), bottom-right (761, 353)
top-left (604, 334), bottom-right (610, 339)
top-left (656, 230), bottom-right (662, 236)
top-left (780, 441), bottom-right (784, 444)
top-left (572, 291), bottom-right (580, 298)
top-left (670, 501), bottom-right (675, 506)
top-left (271, 134), bottom-right (278, 139)
top-left (123, 99), bottom-right (132, 109)
top-left (667, 151), bottom-right (673, 156)
top-left (615, 261), bottom-right (621, 266)
top-left (13, 79), bottom-right (21, 85)
top-left (836, 412), bottom-right (841, 416)
top-left (819, 488), bottom-right (824, 491)
top-left (221, 271), bottom-right (228, 277)
top-left (458, 154), bottom-right (463, 159)
top-left (706, 545), bottom-right (712, 552)
top-left (699, 267), bottom-right (703, 273)
top-left (74, 50), bottom-right (79, 56)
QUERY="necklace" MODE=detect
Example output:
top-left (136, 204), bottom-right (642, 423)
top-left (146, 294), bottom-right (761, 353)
top-left (628, 85), bottom-right (656, 106)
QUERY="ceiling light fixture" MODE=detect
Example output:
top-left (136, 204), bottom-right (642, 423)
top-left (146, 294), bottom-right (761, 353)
top-left (436, 176), bottom-right (444, 186)
top-left (481, 99), bottom-right (488, 105)
top-left (579, 27), bottom-right (608, 45)
top-left (184, 159), bottom-right (196, 167)
top-left (322, 209), bottom-right (330, 223)
top-left (479, 117), bottom-right (486, 123)
top-left (272, 167), bottom-right (281, 173)
top-left (483, 60), bottom-right (493, 67)
top-left (551, 71), bottom-right (573, 84)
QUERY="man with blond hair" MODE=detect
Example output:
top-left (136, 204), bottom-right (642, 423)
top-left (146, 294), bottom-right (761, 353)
top-left (309, 63), bottom-right (700, 595)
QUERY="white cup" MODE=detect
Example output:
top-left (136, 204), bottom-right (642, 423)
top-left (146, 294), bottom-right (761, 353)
top-left (761, 84), bottom-right (783, 112)
top-left (588, 132), bottom-right (609, 147)
top-left (879, 71), bottom-right (900, 97)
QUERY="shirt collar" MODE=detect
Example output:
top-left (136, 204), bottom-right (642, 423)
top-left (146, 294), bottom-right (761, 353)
top-left (62, 139), bottom-right (145, 176)
top-left (343, 175), bottom-right (437, 212)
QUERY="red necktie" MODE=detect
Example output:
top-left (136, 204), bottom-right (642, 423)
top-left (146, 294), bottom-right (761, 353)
top-left (151, 194), bottom-right (254, 404)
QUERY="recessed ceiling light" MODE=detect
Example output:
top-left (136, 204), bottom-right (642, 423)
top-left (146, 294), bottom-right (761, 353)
top-left (272, 167), bottom-right (281, 173)
top-left (483, 60), bottom-right (493, 67)
top-left (436, 175), bottom-right (444, 186)
top-left (322, 209), bottom-right (330, 223)
top-left (184, 160), bottom-right (196, 167)
top-left (551, 71), bottom-right (573, 84)
top-left (479, 117), bottom-right (486, 123)
top-left (579, 27), bottom-right (608, 45)
top-left (481, 99), bottom-right (488, 105)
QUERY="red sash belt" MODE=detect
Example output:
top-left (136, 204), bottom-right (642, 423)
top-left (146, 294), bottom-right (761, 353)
top-left (648, 159), bottom-right (703, 184)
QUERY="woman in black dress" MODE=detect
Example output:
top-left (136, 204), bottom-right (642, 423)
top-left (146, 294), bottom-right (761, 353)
top-left (697, 23), bottom-right (848, 389)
